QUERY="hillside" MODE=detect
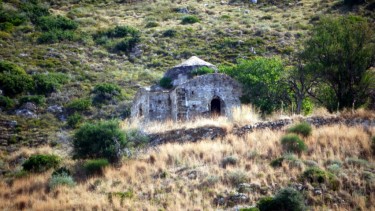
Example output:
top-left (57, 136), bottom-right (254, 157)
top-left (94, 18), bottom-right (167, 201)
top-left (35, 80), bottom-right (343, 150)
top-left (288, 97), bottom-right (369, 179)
top-left (0, 0), bottom-right (375, 210)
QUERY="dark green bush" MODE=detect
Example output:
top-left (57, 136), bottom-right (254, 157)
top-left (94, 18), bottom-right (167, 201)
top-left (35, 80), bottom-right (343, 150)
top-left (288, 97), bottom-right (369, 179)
top-left (33, 72), bottom-right (69, 95)
top-left (84, 158), bottom-right (109, 175)
top-left (287, 122), bottom-right (312, 137)
top-left (191, 66), bottom-right (215, 76)
top-left (0, 61), bottom-right (33, 96)
top-left (280, 134), bottom-right (307, 154)
top-left (66, 98), bottom-right (91, 112)
top-left (52, 167), bottom-right (71, 177)
top-left (36, 15), bottom-right (78, 31)
top-left (162, 29), bottom-right (177, 37)
top-left (114, 36), bottom-right (140, 53)
top-left (22, 154), bottom-right (60, 173)
top-left (301, 167), bottom-right (340, 190)
top-left (0, 95), bottom-right (15, 110)
top-left (73, 120), bottom-right (126, 163)
top-left (270, 157), bottom-right (284, 168)
top-left (125, 129), bottom-right (150, 148)
top-left (181, 15), bottom-right (200, 24)
top-left (92, 83), bottom-right (122, 105)
top-left (159, 77), bottom-right (173, 89)
top-left (0, 7), bottom-right (26, 32)
top-left (67, 113), bottom-right (83, 128)
top-left (19, 95), bottom-right (46, 106)
top-left (37, 30), bottom-right (77, 44)
top-left (20, 1), bottom-right (50, 23)
top-left (257, 188), bottom-right (305, 211)
top-left (145, 21), bottom-right (159, 28)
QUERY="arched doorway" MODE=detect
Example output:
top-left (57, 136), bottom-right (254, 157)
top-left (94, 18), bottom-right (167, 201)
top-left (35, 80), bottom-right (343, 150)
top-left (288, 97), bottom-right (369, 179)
top-left (211, 97), bottom-right (221, 116)
top-left (139, 106), bottom-right (143, 117)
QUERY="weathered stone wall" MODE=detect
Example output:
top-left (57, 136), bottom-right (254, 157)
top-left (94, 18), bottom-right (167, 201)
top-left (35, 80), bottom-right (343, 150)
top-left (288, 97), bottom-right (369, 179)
top-left (131, 88), bottom-right (150, 118)
top-left (148, 91), bottom-right (172, 121)
top-left (171, 74), bottom-right (242, 121)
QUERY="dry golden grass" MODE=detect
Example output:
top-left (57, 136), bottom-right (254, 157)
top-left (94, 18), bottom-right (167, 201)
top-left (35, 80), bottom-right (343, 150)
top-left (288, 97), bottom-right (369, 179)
top-left (1, 123), bottom-right (374, 210)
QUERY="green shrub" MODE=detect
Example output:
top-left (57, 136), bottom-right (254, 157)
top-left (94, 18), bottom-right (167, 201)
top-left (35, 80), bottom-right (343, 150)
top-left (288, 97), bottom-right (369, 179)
top-left (227, 170), bottom-right (248, 186)
top-left (287, 122), bottom-right (312, 137)
top-left (33, 72), bottom-right (69, 95)
top-left (191, 66), bottom-right (215, 76)
top-left (22, 154), bottom-right (60, 173)
top-left (52, 167), bottom-right (71, 177)
top-left (281, 134), bottom-right (307, 154)
top-left (92, 83), bottom-right (122, 105)
top-left (124, 129), bottom-right (150, 148)
top-left (20, 1), bottom-right (50, 23)
top-left (181, 15), bottom-right (200, 24)
top-left (257, 188), bottom-right (305, 211)
top-left (0, 61), bottom-right (33, 96)
top-left (0, 95), bottom-right (15, 110)
top-left (145, 21), bottom-right (159, 28)
top-left (159, 77), bottom-right (173, 89)
top-left (73, 120), bottom-right (126, 162)
top-left (67, 113), bottom-right (83, 128)
top-left (221, 156), bottom-right (238, 167)
top-left (49, 172), bottom-right (75, 189)
top-left (36, 15), bottom-right (78, 31)
top-left (19, 95), bottom-right (46, 106)
top-left (301, 167), bottom-right (340, 190)
top-left (66, 98), bottom-right (91, 112)
top-left (240, 208), bottom-right (259, 211)
top-left (162, 29), bottom-right (177, 37)
top-left (114, 36), bottom-right (140, 53)
top-left (84, 158), bottom-right (109, 175)
top-left (37, 30), bottom-right (77, 44)
top-left (270, 157), bottom-right (284, 168)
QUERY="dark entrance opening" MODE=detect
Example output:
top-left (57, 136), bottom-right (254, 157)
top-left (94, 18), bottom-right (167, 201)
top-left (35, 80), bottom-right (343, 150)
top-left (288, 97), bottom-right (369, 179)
top-left (139, 107), bottom-right (143, 117)
top-left (211, 98), bottom-right (221, 116)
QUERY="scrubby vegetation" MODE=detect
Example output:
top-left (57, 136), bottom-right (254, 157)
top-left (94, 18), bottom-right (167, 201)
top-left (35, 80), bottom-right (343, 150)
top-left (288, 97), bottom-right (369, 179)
top-left (22, 154), bottom-right (60, 173)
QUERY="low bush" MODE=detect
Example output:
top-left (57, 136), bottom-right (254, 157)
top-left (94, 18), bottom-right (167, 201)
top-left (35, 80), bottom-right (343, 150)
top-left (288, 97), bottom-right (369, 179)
top-left (191, 66), bottom-right (215, 76)
top-left (145, 21), bottom-right (158, 28)
top-left (0, 95), bottom-right (15, 110)
top-left (227, 170), bottom-right (248, 186)
top-left (114, 36), bottom-right (140, 53)
top-left (20, 1), bottom-right (50, 23)
top-left (19, 95), bottom-right (46, 106)
top-left (33, 72), bottom-right (69, 95)
top-left (92, 83), bottom-right (122, 105)
top-left (301, 167), bottom-right (340, 190)
top-left (67, 113), bottom-right (83, 128)
top-left (52, 167), bottom-right (71, 177)
top-left (162, 29), bottom-right (177, 37)
top-left (0, 61), bottom-right (33, 96)
top-left (257, 188), bottom-right (305, 211)
top-left (221, 156), bottom-right (238, 167)
top-left (22, 154), bottom-right (60, 173)
top-left (280, 134), bottom-right (307, 154)
top-left (286, 122), bottom-right (312, 137)
top-left (66, 98), bottom-right (91, 112)
top-left (73, 120), bottom-right (126, 162)
top-left (125, 129), bottom-right (150, 148)
top-left (181, 15), bottom-right (200, 24)
top-left (36, 15), bottom-right (78, 31)
top-left (159, 77), bottom-right (173, 89)
top-left (270, 157), bottom-right (284, 168)
top-left (49, 172), bottom-right (75, 189)
top-left (84, 158), bottom-right (109, 175)
top-left (37, 30), bottom-right (77, 44)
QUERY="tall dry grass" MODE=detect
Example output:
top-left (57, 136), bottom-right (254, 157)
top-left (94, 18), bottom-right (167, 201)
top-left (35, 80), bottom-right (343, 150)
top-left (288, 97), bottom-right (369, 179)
top-left (0, 124), bottom-right (374, 210)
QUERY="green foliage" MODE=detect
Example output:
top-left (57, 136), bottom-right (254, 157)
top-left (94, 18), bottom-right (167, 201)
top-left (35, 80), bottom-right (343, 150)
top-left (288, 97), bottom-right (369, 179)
top-left (22, 154), bottom-right (60, 173)
top-left (280, 134), bottom-right (307, 154)
top-left (92, 83), bottom-right (122, 105)
top-left (20, 1), bottom-right (50, 23)
top-left (0, 95), bottom-right (15, 110)
top-left (37, 30), bottom-right (77, 44)
top-left (52, 167), bottom-right (71, 177)
top-left (181, 15), bottom-right (200, 24)
top-left (124, 129), bottom-right (150, 148)
top-left (0, 61), bottom-right (33, 97)
top-left (287, 122), bottom-right (312, 137)
top-left (73, 120), bottom-right (126, 163)
top-left (240, 208), bottom-right (260, 211)
top-left (49, 172), bottom-right (75, 189)
top-left (66, 98), bottom-right (92, 112)
top-left (221, 156), bottom-right (238, 167)
top-left (257, 188), bottom-right (305, 211)
top-left (191, 66), bottom-right (215, 76)
top-left (159, 77), bottom-right (173, 89)
top-left (93, 25), bottom-right (140, 53)
top-left (221, 57), bottom-right (290, 114)
top-left (301, 167), bottom-right (340, 190)
top-left (270, 157), bottom-right (284, 168)
top-left (302, 15), bottom-right (375, 110)
top-left (67, 113), bottom-right (83, 128)
top-left (19, 95), bottom-right (46, 106)
top-left (33, 73), bottom-right (69, 95)
top-left (162, 29), bottom-right (177, 37)
top-left (84, 158), bottom-right (109, 175)
top-left (145, 21), bottom-right (159, 28)
top-left (227, 170), bottom-right (248, 186)
top-left (36, 15), bottom-right (78, 31)
top-left (0, 5), bottom-right (26, 32)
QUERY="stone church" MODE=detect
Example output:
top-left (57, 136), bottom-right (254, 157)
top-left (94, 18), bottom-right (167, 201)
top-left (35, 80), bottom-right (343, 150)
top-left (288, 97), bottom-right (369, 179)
top-left (131, 56), bottom-right (242, 121)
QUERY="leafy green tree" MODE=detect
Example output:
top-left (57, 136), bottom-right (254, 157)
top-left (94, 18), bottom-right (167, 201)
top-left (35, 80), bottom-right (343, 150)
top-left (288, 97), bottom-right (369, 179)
top-left (221, 57), bottom-right (290, 114)
top-left (0, 61), bottom-right (33, 96)
top-left (302, 15), bottom-right (375, 110)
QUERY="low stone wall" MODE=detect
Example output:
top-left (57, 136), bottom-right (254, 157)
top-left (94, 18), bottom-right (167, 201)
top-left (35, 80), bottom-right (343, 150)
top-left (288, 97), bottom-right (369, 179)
top-left (149, 116), bottom-right (375, 145)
